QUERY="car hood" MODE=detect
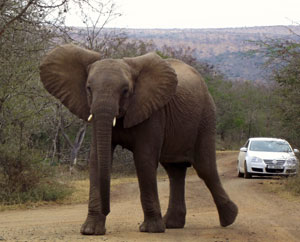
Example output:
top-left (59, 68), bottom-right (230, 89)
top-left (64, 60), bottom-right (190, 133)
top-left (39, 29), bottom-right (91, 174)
top-left (247, 151), bottom-right (295, 160)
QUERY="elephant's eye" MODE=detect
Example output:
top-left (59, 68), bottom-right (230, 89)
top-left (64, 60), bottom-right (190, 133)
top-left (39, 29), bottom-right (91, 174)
top-left (122, 87), bottom-right (129, 97)
top-left (86, 86), bottom-right (92, 96)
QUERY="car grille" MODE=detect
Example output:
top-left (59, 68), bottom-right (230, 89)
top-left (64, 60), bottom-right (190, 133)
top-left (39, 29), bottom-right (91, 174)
top-left (263, 159), bottom-right (286, 165)
top-left (265, 168), bottom-right (284, 173)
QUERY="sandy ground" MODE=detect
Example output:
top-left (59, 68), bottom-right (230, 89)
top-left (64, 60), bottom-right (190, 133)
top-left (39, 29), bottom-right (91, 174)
top-left (1, 152), bottom-right (300, 242)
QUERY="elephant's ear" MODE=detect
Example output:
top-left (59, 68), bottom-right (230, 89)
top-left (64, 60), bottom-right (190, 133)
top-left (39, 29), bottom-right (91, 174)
top-left (123, 52), bottom-right (178, 128)
top-left (39, 44), bottom-right (100, 121)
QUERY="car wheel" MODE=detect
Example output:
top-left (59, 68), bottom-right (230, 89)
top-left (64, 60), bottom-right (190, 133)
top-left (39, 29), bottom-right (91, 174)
top-left (237, 161), bottom-right (243, 177)
top-left (244, 161), bottom-right (252, 179)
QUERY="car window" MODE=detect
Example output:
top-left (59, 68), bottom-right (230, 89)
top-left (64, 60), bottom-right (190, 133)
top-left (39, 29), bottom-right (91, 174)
top-left (249, 140), bottom-right (292, 152)
top-left (244, 140), bottom-right (249, 148)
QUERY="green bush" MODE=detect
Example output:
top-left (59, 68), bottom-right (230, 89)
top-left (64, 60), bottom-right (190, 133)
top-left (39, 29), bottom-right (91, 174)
top-left (0, 147), bottom-right (73, 205)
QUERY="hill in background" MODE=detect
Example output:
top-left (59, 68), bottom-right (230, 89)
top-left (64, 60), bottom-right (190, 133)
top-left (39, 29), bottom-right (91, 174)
top-left (123, 26), bottom-right (300, 82)
top-left (70, 26), bottom-right (300, 82)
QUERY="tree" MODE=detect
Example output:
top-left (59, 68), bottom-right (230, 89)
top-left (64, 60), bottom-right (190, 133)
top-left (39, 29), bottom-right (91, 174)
top-left (0, 0), bottom-right (121, 176)
top-left (0, 0), bottom-right (70, 39)
top-left (256, 35), bottom-right (300, 146)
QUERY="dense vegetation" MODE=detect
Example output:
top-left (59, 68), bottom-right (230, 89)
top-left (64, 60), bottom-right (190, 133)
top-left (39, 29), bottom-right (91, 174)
top-left (0, 0), bottom-right (121, 204)
top-left (0, 1), bottom-right (299, 205)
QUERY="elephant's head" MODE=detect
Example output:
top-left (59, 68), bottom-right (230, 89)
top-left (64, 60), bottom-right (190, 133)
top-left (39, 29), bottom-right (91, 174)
top-left (39, 44), bottom-right (178, 215)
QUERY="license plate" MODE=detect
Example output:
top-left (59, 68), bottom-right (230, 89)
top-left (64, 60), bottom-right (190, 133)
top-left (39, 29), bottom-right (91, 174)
top-left (267, 165), bottom-right (283, 169)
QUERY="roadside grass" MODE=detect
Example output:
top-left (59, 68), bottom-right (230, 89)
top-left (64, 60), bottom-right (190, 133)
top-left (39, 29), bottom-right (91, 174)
top-left (284, 175), bottom-right (300, 195)
top-left (0, 168), bottom-right (169, 211)
top-left (0, 175), bottom-right (137, 211)
top-left (32, 150), bottom-right (236, 206)
top-left (263, 175), bottom-right (300, 201)
top-left (0, 150), bottom-right (239, 211)
top-left (62, 176), bottom-right (141, 205)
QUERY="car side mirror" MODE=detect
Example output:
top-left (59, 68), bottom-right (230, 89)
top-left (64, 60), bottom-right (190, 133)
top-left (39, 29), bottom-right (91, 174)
top-left (294, 149), bottom-right (299, 153)
top-left (240, 147), bottom-right (248, 152)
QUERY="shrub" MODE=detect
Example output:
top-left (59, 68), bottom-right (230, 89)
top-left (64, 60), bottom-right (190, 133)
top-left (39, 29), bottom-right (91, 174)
top-left (0, 146), bottom-right (73, 205)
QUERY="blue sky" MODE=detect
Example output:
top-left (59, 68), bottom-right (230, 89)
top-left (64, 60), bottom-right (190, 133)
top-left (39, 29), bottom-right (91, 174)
top-left (66, 0), bottom-right (300, 29)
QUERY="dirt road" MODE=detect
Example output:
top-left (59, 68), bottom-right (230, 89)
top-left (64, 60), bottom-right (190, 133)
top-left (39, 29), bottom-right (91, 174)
top-left (1, 152), bottom-right (300, 241)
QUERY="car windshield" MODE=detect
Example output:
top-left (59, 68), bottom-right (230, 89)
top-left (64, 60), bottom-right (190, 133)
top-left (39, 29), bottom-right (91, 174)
top-left (249, 140), bottom-right (292, 152)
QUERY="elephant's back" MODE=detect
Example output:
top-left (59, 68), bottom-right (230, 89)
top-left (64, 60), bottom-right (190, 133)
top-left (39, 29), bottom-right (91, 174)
top-left (166, 58), bottom-right (213, 111)
top-left (166, 59), bottom-right (209, 98)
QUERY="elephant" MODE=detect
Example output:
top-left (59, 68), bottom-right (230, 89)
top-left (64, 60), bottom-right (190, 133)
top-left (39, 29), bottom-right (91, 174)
top-left (39, 44), bottom-right (238, 235)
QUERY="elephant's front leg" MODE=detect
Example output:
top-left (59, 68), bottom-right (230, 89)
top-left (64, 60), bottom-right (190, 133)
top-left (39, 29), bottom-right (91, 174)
top-left (134, 151), bottom-right (165, 233)
top-left (80, 185), bottom-right (106, 235)
top-left (80, 144), bottom-right (114, 235)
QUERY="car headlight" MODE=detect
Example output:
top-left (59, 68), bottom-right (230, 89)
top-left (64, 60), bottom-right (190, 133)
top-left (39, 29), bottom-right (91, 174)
top-left (250, 156), bottom-right (263, 163)
top-left (286, 158), bottom-right (297, 165)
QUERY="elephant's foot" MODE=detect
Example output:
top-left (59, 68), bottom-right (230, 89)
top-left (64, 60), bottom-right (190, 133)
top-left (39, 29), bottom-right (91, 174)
top-left (217, 200), bottom-right (238, 227)
top-left (139, 217), bottom-right (165, 233)
top-left (80, 213), bottom-right (106, 235)
top-left (163, 209), bottom-right (186, 229)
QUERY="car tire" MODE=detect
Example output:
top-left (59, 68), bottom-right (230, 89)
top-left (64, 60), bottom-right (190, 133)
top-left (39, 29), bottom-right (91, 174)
top-left (244, 161), bottom-right (252, 179)
top-left (237, 161), bottom-right (243, 177)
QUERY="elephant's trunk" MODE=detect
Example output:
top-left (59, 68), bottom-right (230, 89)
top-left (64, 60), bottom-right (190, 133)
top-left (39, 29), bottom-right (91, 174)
top-left (94, 110), bottom-right (115, 216)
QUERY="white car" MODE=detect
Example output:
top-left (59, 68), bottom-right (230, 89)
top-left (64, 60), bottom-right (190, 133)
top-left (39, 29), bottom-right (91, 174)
top-left (237, 137), bottom-right (299, 178)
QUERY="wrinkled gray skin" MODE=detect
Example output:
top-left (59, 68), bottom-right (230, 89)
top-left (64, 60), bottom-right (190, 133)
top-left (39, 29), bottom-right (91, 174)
top-left (40, 44), bottom-right (238, 235)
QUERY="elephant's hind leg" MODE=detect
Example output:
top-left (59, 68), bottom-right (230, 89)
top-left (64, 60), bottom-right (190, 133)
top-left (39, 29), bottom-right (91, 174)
top-left (161, 163), bottom-right (187, 229)
top-left (193, 131), bottom-right (238, 227)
